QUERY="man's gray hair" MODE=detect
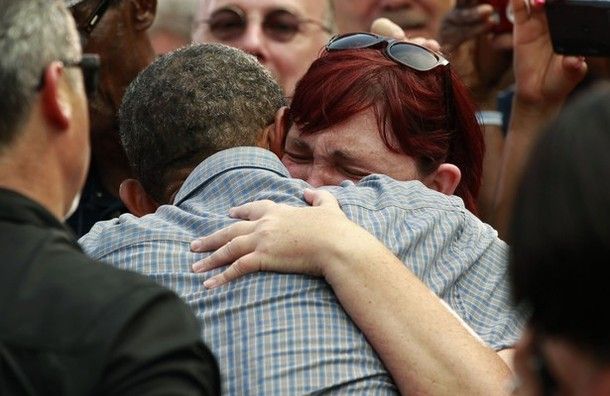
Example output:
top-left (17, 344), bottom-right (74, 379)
top-left (0, 0), bottom-right (80, 149)
top-left (119, 43), bottom-right (287, 204)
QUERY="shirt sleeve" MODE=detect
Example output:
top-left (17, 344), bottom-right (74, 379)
top-left (98, 289), bottom-right (221, 395)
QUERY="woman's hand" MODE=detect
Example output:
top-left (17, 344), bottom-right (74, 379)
top-left (512, 0), bottom-right (587, 107)
top-left (191, 188), bottom-right (374, 289)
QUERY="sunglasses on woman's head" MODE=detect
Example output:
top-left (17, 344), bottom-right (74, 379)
top-left (326, 32), bottom-right (449, 72)
top-left (199, 6), bottom-right (332, 43)
top-left (326, 32), bottom-right (454, 134)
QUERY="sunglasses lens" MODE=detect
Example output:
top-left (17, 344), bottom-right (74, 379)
top-left (327, 33), bottom-right (382, 51)
top-left (263, 10), bottom-right (301, 42)
top-left (208, 9), bottom-right (246, 40)
top-left (389, 43), bottom-right (441, 71)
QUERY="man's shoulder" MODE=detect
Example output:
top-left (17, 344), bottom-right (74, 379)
top-left (0, 220), bottom-right (217, 396)
top-left (335, 175), bottom-right (468, 213)
top-left (79, 208), bottom-right (195, 262)
top-left (0, 220), bottom-right (181, 348)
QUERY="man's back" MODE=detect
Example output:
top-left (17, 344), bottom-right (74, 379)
top-left (81, 147), bottom-right (524, 395)
top-left (81, 149), bottom-right (398, 395)
top-left (0, 188), bottom-right (220, 395)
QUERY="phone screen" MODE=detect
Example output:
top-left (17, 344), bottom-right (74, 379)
top-left (546, 0), bottom-right (610, 56)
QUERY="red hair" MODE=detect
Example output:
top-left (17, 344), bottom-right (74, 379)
top-left (289, 48), bottom-right (484, 215)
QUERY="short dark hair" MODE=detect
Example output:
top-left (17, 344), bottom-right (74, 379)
top-left (119, 43), bottom-right (286, 204)
top-left (509, 83), bottom-right (610, 363)
top-left (0, 0), bottom-right (80, 149)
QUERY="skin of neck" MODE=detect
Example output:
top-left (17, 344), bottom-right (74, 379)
top-left (0, 109), bottom-right (75, 220)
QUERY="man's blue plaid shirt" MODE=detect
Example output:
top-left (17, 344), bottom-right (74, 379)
top-left (80, 147), bottom-right (524, 395)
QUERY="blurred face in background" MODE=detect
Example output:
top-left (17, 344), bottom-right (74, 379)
top-left (69, 0), bottom-right (156, 140)
top-left (193, 0), bottom-right (333, 96)
top-left (333, 0), bottom-right (454, 39)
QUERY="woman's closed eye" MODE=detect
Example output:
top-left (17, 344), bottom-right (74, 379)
top-left (283, 151), bottom-right (312, 163)
top-left (338, 166), bottom-right (370, 180)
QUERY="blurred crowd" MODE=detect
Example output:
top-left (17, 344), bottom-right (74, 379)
top-left (1, 0), bottom-right (609, 395)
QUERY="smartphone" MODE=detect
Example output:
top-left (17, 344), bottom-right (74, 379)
top-left (545, 0), bottom-right (610, 56)
top-left (482, 0), bottom-right (514, 33)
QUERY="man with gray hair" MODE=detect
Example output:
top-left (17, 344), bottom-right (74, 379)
top-left (0, 1), bottom-right (219, 394)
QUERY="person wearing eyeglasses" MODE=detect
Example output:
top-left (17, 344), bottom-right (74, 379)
top-left (192, 0), bottom-right (335, 96)
top-left (63, 0), bottom-right (158, 238)
top-left (0, 0), bottom-right (221, 395)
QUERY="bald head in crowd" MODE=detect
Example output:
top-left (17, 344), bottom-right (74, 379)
top-left (192, 0), bottom-right (335, 96)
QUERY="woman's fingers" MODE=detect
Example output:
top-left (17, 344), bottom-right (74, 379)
top-left (370, 17), bottom-right (406, 40)
top-left (190, 220), bottom-right (255, 252)
top-left (228, 199), bottom-right (277, 221)
top-left (203, 252), bottom-right (261, 289)
top-left (303, 188), bottom-right (340, 208)
top-left (192, 232), bottom-right (257, 273)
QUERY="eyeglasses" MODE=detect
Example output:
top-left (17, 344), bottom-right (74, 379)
top-left (327, 32), bottom-right (454, 134)
top-left (326, 32), bottom-right (449, 71)
top-left (198, 6), bottom-right (332, 43)
top-left (70, 0), bottom-right (112, 46)
top-left (36, 54), bottom-right (101, 98)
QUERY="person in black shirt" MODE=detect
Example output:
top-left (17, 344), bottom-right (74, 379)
top-left (0, 1), bottom-right (220, 394)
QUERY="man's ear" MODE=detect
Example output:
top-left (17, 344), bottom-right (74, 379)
top-left (119, 178), bottom-right (159, 217)
top-left (129, 0), bottom-right (157, 31)
top-left (269, 106), bottom-right (289, 157)
top-left (41, 62), bottom-right (71, 131)
top-left (425, 163), bottom-right (461, 196)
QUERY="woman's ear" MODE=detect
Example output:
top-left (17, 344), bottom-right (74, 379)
top-left (426, 163), bottom-right (461, 196)
top-left (119, 178), bottom-right (159, 217)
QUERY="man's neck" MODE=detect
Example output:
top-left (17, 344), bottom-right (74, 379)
top-left (0, 151), bottom-right (65, 221)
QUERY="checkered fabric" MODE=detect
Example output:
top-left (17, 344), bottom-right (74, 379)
top-left (80, 147), bottom-right (524, 395)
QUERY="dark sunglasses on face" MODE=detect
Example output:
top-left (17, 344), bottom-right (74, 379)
top-left (70, 0), bottom-right (112, 46)
top-left (199, 6), bottom-right (332, 43)
top-left (36, 54), bottom-right (101, 99)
